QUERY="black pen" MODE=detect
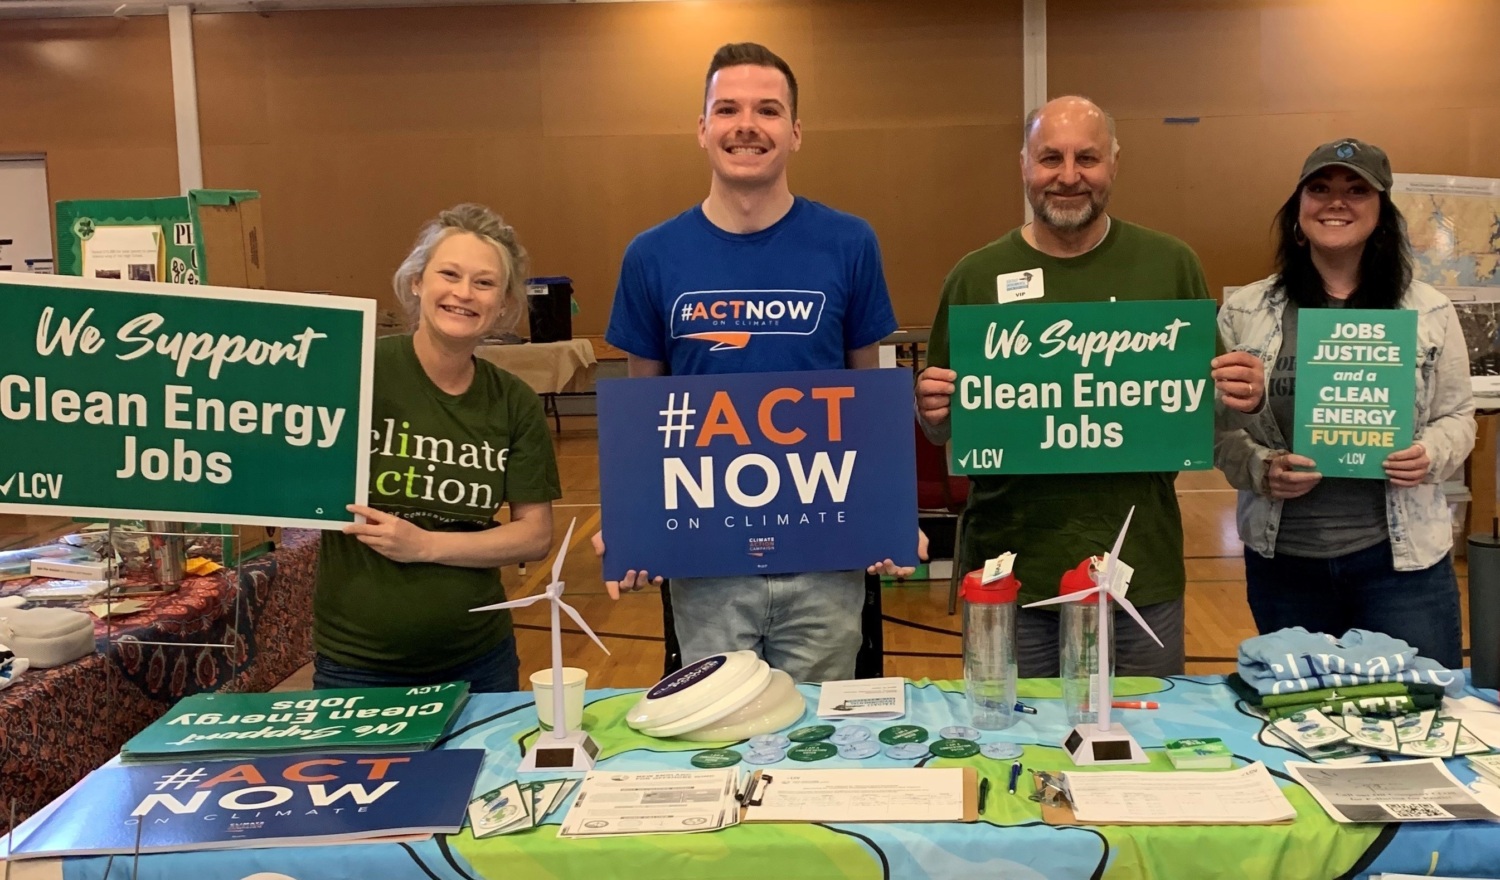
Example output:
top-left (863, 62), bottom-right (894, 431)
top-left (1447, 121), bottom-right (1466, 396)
top-left (978, 777), bottom-right (990, 815)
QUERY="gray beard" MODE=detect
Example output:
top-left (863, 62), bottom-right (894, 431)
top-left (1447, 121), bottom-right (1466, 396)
top-left (1035, 195), bottom-right (1105, 232)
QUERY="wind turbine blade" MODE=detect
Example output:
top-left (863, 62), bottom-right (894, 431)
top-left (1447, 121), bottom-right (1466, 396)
top-left (559, 600), bottom-right (612, 656)
top-left (550, 517), bottom-right (578, 586)
top-left (1021, 588), bottom-right (1103, 610)
top-left (1099, 505), bottom-right (1135, 593)
top-left (1112, 592), bottom-right (1164, 648)
top-left (469, 593), bottom-right (548, 613)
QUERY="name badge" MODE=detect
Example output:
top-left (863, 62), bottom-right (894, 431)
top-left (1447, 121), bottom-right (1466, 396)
top-left (996, 268), bottom-right (1044, 302)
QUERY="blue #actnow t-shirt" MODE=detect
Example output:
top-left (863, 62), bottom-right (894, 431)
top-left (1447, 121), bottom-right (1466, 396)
top-left (605, 197), bottom-right (899, 375)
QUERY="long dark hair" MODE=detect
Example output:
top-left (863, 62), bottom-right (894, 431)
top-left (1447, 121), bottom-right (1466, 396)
top-left (1272, 187), bottom-right (1412, 309)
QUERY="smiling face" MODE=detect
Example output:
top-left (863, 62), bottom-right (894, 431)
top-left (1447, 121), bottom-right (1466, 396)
top-left (1298, 168), bottom-right (1379, 257)
top-left (1021, 100), bottom-right (1118, 233)
top-left (698, 63), bottom-right (801, 190)
top-left (413, 231), bottom-right (507, 346)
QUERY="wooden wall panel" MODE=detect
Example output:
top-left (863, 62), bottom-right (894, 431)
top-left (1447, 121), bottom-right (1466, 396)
top-left (192, 0), bottom-right (1025, 331)
top-left (0, 17), bottom-right (179, 212)
top-left (19, 0), bottom-right (1497, 331)
top-left (1050, 0), bottom-right (1500, 296)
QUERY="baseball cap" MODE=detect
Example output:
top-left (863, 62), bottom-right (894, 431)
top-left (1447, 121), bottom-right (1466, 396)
top-left (1297, 138), bottom-right (1392, 192)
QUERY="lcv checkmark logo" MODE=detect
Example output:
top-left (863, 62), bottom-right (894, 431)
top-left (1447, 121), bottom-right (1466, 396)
top-left (957, 450), bottom-right (972, 468)
top-left (0, 474), bottom-right (14, 496)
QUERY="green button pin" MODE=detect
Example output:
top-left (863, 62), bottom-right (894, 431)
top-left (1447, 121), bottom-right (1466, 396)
top-left (691, 749), bottom-right (743, 769)
top-left (928, 738), bottom-right (981, 759)
top-left (786, 741), bottom-right (839, 762)
top-left (878, 725), bottom-right (929, 745)
top-left (788, 724), bottom-right (836, 743)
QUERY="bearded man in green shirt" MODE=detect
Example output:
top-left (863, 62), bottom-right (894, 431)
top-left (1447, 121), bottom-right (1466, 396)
top-left (917, 96), bottom-right (1264, 677)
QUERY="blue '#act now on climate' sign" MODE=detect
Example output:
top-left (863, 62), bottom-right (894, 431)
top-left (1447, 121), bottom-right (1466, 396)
top-left (598, 369), bottom-right (919, 579)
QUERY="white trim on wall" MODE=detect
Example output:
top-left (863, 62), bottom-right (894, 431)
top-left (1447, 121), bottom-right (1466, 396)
top-left (167, 4), bottom-right (204, 194)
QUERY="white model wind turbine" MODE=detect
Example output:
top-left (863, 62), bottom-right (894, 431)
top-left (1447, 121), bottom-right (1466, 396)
top-left (1022, 506), bottom-right (1160, 765)
top-left (471, 517), bottom-right (610, 772)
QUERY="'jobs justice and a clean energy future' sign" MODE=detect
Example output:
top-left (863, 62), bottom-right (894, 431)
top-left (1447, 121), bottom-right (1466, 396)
top-left (949, 299), bottom-right (1218, 474)
top-left (0, 274), bottom-right (373, 528)
top-left (597, 369), bottom-right (919, 579)
top-left (1293, 308), bottom-right (1417, 479)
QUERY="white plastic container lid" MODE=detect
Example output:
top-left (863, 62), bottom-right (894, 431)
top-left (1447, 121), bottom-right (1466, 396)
top-left (626, 650), bottom-right (763, 731)
top-left (639, 661), bottom-right (773, 738)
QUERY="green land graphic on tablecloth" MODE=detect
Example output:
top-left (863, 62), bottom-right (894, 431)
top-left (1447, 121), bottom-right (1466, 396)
top-left (446, 679), bottom-right (1381, 880)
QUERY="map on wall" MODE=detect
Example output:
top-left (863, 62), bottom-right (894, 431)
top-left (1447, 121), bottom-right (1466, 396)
top-left (1393, 173), bottom-right (1500, 379)
top-left (1392, 173), bottom-right (1500, 288)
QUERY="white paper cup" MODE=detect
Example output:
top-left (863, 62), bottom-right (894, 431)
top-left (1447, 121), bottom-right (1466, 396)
top-left (529, 667), bottom-right (587, 731)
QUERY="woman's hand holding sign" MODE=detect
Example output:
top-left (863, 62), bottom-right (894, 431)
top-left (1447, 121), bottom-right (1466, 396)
top-left (345, 504), bottom-right (432, 563)
top-left (1382, 443), bottom-right (1431, 488)
top-left (1211, 352), bottom-right (1265, 413)
top-left (1263, 453), bottom-right (1322, 500)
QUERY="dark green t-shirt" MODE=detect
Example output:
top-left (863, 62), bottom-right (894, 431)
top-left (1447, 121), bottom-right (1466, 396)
top-left (926, 219), bottom-right (1211, 608)
top-left (315, 334), bottom-right (562, 674)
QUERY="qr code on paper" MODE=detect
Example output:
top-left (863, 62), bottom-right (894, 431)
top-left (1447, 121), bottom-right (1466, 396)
top-left (1381, 802), bottom-right (1452, 820)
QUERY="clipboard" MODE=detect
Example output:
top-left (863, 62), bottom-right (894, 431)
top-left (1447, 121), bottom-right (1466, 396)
top-left (738, 767), bottom-right (979, 823)
top-left (1036, 769), bottom-right (1296, 826)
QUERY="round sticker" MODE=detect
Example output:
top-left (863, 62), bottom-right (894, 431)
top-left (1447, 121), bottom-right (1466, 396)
top-left (929, 738), bottom-right (981, 759)
top-left (788, 724), bottom-right (837, 743)
top-left (1405, 738), bottom-right (1450, 757)
top-left (939, 725), bottom-right (982, 742)
top-left (743, 748), bottom-right (785, 765)
top-left (787, 742), bottom-right (839, 762)
top-left (884, 743), bottom-right (930, 760)
top-left (981, 742), bottom-right (1025, 760)
top-left (691, 749), bottom-right (743, 769)
top-left (837, 741), bottom-right (881, 760)
top-left (879, 725), bottom-right (930, 745)
top-left (749, 733), bottom-right (791, 750)
top-left (831, 725), bottom-right (873, 745)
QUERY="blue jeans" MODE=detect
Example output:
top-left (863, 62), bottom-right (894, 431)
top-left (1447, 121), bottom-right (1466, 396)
top-left (1243, 541), bottom-right (1463, 669)
top-left (312, 634), bottom-right (520, 694)
top-left (1015, 598), bottom-right (1185, 678)
top-left (670, 571), bottom-right (864, 683)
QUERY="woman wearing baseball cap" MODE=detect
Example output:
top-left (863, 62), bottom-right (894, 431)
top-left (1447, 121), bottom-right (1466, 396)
top-left (1214, 139), bottom-right (1474, 667)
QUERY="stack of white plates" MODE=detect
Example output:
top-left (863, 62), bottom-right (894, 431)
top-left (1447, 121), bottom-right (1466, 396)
top-left (626, 651), bottom-right (806, 741)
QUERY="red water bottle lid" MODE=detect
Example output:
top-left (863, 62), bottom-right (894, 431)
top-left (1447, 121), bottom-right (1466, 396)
top-left (1058, 557), bottom-right (1102, 604)
top-left (961, 569), bottom-right (1021, 604)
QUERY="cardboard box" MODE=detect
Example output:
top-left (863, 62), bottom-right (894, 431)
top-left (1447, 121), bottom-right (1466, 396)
top-left (55, 190), bottom-right (265, 288)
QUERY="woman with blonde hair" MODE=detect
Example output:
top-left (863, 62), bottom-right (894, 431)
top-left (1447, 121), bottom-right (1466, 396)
top-left (314, 204), bottom-right (560, 692)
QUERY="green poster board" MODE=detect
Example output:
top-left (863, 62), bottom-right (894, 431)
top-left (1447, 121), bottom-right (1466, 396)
top-left (1293, 308), bottom-right (1417, 479)
top-left (55, 190), bottom-right (262, 287)
top-left (0, 273), bottom-right (373, 528)
top-left (121, 683), bottom-right (470, 761)
top-left (949, 300), bottom-right (1216, 474)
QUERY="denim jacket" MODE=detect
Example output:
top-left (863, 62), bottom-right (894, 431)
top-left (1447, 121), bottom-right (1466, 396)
top-left (1215, 276), bottom-right (1476, 570)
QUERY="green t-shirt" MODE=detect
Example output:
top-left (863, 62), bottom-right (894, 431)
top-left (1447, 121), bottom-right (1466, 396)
top-left (926, 219), bottom-right (1211, 608)
top-left (315, 334), bottom-right (562, 674)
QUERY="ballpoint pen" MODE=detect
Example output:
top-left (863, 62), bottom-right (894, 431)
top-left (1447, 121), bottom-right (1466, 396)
top-left (1007, 760), bottom-right (1022, 795)
top-left (978, 777), bottom-right (990, 814)
top-left (1013, 701), bottom-right (1038, 715)
top-left (1111, 700), bottom-right (1160, 710)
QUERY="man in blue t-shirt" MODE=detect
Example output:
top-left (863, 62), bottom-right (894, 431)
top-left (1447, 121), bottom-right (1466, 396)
top-left (597, 42), bottom-right (910, 683)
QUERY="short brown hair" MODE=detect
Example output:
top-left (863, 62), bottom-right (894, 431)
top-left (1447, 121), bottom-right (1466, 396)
top-left (704, 42), bottom-right (799, 120)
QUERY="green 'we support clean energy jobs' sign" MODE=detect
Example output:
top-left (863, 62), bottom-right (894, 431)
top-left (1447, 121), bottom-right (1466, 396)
top-left (0, 273), bottom-right (373, 528)
top-left (1293, 308), bottom-right (1417, 479)
top-left (949, 300), bottom-right (1217, 474)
